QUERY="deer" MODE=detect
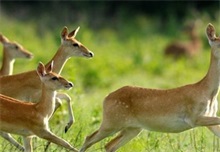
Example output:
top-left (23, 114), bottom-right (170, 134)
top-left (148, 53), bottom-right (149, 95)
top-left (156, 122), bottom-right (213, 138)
top-left (80, 23), bottom-right (220, 152)
top-left (0, 34), bottom-right (33, 76)
top-left (0, 61), bottom-right (79, 152)
top-left (164, 21), bottom-right (202, 58)
top-left (0, 26), bottom-right (93, 151)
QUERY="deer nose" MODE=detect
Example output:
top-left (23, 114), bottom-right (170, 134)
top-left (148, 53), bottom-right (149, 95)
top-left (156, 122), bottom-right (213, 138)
top-left (27, 53), bottom-right (34, 59)
top-left (89, 52), bottom-right (94, 57)
top-left (69, 82), bottom-right (74, 88)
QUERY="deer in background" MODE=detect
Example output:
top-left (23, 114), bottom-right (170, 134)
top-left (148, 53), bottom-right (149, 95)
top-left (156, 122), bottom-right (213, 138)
top-left (80, 23), bottom-right (220, 152)
top-left (0, 26), bottom-right (93, 151)
top-left (0, 61), bottom-right (78, 152)
top-left (164, 21), bottom-right (202, 58)
top-left (0, 34), bottom-right (33, 76)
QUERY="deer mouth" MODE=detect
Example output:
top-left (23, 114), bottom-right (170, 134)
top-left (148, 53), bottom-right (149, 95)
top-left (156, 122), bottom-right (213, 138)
top-left (65, 82), bottom-right (74, 89)
top-left (27, 53), bottom-right (34, 59)
top-left (83, 51), bottom-right (94, 58)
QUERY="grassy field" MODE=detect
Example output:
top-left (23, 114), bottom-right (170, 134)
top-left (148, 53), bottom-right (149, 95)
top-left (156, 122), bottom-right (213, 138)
top-left (0, 9), bottom-right (220, 152)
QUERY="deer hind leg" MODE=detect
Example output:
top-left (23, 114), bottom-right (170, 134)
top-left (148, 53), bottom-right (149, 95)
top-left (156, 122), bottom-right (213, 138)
top-left (23, 136), bottom-right (33, 152)
top-left (36, 129), bottom-right (78, 152)
top-left (105, 127), bottom-right (142, 152)
top-left (80, 127), bottom-right (120, 152)
top-left (207, 125), bottom-right (220, 137)
top-left (0, 132), bottom-right (24, 151)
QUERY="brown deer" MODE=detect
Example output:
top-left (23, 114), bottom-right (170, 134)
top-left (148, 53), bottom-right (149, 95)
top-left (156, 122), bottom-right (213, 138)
top-left (80, 23), bottom-right (220, 152)
top-left (0, 62), bottom-right (78, 152)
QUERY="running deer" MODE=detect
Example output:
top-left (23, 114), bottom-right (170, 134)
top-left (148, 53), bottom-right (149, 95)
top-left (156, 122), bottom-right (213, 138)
top-left (164, 21), bottom-right (201, 58)
top-left (0, 26), bottom-right (93, 150)
top-left (0, 34), bottom-right (33, 76)
top-left (0, 62), bottom-right (78, 152)
top-left (80, 23), bottom-right (220, 152)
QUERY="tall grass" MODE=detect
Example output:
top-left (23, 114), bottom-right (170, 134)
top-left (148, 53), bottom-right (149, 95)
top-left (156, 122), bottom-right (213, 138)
top-left (0, 9), bottom-right (220, 152)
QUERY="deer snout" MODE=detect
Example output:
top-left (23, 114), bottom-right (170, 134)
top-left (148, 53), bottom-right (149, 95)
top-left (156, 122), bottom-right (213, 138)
top-left (89, 51), bottom-right (94, 57)
top-left (27, 53), bottom-right (34, 59)
top-left (65, 82), bottom-right (74, 89)
top-left (84, 51), bottom-right (94, 58)
top-left (69, 82), bottom-right (73, 87)
top-left (22, 49), bottom-right (33, 59)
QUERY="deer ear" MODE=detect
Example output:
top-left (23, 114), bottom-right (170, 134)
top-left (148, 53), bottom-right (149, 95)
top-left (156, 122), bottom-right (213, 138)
top-left (0, 34), bottom-right (9, 44)
top-left (61, 26), bottom-right (68, 40)
top-left (37, 62), bottom-right (46, 77)
top-left (46, 61), bottom-right (54, 73)
top-left (68, 26), bottom-right (80, 38)
top-left (206, 23), bottom-right (216, 42)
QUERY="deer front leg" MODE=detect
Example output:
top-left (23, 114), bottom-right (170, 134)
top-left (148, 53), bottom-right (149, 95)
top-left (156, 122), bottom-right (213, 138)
top-left (56, 92), bottom-right (74, 133)
top-left (45, 93), bottom-right (74, 151)
top-left (0, 131), bottom-right (24, 151)
top-left (37, 129), bottom-right (78, 152)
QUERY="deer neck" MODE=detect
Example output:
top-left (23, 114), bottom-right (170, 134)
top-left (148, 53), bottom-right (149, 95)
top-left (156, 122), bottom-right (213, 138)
top-left (0, 49), bottom-right (14, 75)
top-left (45, 46), bottom-right (70, 75)
top-left (200, 51), bottom-right (220, 96)
top-left (35, 85), bottom-right (56, 118)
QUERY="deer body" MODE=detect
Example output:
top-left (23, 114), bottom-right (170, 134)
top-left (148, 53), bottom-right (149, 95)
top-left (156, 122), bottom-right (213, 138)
top-left (0, 34), bottom-right (33, 76)
top-left (80, 23), bottom-right (220, 152)
top-left (0, 62), bottom-right (77, 152)
top-left (102, 81), bottom-right (217, 133)
top-left (0, 71), bottom-right (40, 100)
top-left (0, 90), bottom-right (57, 137)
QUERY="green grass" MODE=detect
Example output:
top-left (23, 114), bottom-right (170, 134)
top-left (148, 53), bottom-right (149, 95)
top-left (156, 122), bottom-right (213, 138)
top-left (0, 11), bottom-right (220, 152)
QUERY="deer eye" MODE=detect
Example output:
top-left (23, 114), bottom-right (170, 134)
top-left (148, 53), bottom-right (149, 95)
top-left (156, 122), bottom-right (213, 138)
top-left (73, 43), bottom-right (79, 47)
top-left (15, 45), bottom-right (19, 49)
top-left (51, 77), bottom-right (58, 81)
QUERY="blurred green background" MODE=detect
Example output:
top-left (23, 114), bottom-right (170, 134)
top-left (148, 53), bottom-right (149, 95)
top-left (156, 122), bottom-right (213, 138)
top-left (0, 1), bottom-right (220, 152)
